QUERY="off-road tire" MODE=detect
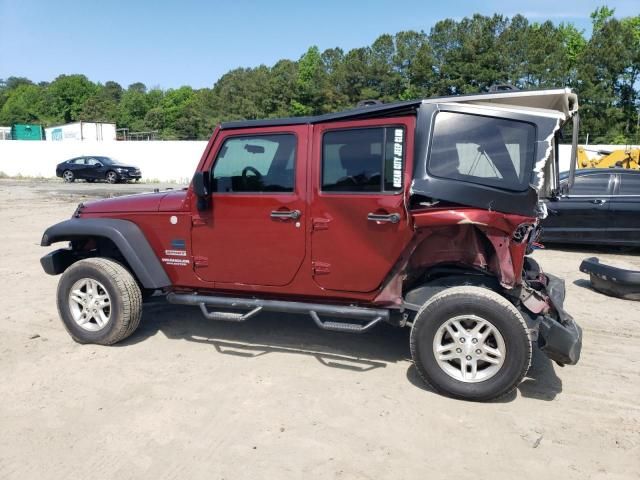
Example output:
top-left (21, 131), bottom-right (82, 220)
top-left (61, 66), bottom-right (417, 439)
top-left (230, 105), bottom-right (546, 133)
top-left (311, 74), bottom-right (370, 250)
top-left (57, 258), bottom-right (142, 345)
top-left (410, 286), bottom-right (531, 401)
top-left (62, 170), bottom-right (75, 183)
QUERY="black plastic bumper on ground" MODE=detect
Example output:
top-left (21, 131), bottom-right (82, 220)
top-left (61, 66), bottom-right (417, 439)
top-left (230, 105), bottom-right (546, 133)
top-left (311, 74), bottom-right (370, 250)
top-left (538, 315), bottom-right (582, 365)
top-left (580, 257), bottom-right (640, 301)
top-left (537, 273), bottom-right (582, 366)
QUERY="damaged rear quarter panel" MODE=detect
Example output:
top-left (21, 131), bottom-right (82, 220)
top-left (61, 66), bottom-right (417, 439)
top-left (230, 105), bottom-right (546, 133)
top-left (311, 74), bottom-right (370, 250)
top-left (408, 208), bottom-right (535, 289)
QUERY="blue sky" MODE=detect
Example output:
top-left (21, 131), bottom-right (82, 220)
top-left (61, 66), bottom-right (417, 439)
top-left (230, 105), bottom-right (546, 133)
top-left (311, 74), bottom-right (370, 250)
top-left (0, 0), bottom-right (637, 89)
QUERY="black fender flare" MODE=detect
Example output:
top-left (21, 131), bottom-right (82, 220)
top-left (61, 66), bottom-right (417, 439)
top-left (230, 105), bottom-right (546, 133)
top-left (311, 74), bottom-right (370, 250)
top-left (403, 272), bottom-right (501, 311)
top-left (41, 218), bottom-right (171, 289)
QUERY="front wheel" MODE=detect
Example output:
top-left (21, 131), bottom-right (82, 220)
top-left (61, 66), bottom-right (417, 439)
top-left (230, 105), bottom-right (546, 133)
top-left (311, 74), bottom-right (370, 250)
top-left (410, 286), bottom-right (531, 401)
top-left (106, 171), bottom-right (118, 184)
top-left (56, 258), bottom-right (142, 345)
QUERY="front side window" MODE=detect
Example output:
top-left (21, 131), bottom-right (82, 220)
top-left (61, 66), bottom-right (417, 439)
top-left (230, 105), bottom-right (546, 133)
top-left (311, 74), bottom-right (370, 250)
top-left (211, 134), bottom-right (296, 193)
top-left (568, 174), bottom-right (611, 195)
top-left (428, 112), bottom-right (536, 191)
top-left (322, 127), bottom-right (404, 193)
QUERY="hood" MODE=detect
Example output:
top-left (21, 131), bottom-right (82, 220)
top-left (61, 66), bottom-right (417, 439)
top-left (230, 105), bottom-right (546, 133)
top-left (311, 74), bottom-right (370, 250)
top-left (80, 190), bottom-right (188, 214)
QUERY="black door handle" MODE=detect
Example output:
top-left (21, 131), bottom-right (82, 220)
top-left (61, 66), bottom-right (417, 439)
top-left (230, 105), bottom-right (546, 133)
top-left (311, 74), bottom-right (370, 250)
top-left (590, 199), bottom-right (607, 205)
top-left (270, 209), bottom-right (301, 220)
top-left (367, 212), bottom-right (400, 224)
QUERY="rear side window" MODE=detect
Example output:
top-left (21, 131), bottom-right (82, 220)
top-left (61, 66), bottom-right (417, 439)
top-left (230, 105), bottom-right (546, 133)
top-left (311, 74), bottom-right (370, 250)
top-left (618, 175), bottom-right (640, 195)
top-left (211, 134), bottom-right (296, 193)
top-left (428, 112), bottom-right (536, 191)
top-left (569, 174), bottom-right (611, 195)
top-left (71, 158), bottom-right (85, 165)
top-left (322, 127), bottom-right (404, 193)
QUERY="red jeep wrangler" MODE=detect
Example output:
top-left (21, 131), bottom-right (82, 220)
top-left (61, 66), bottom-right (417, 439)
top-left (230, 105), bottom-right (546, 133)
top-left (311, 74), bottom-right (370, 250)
top-left (41, 89), bottom-right (582, 401)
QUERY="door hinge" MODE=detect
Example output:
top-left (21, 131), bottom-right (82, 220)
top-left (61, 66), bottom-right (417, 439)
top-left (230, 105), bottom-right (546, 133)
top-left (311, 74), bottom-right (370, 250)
top-left (312, 218), bottom-right (330, 231)
top-left (193, 256), bottom-right (209, 268)
top-left (312, 261), bottom-right (331, 275)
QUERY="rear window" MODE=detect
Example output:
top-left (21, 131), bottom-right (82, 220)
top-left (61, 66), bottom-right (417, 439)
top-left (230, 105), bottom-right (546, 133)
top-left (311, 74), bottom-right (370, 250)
top-left (619, 175), bottom-right (640, 195)
top-left (428, 112), bottom-right (536, 191)
top-left (322, 127), bottom-right (404, 193)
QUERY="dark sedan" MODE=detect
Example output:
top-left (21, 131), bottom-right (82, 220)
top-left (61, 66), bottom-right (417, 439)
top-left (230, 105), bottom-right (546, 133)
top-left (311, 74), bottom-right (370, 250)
top-left (56, 156), bottom-right (142, 184)
top-left (542, 168), bottom-right (640, 246)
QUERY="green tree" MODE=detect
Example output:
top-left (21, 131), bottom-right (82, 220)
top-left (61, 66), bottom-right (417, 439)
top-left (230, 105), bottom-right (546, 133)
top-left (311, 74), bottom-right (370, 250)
top-left (79, 81), bottom-right (124, 123)
top-left (578, 10), bottom-right (638, 142)
top-left (266, 59), bottom-right (299, 116)
top-left (0, 84), bottom-right (46, 124)
top-left (320, 48), bottom-right (350, 111)
top-left (341, 47), bottom-right (374, 102)
top-left (393, 30), bottom-right (435, 98)
top-left (369, 34), bottom-right (401, 100)
top-left (291, 46), bottom-right (325, 115)
top-left (522, 21), bottom-right (569, 88)
top-left (118, 83), bottom-right (152, 131)
top-left (44, 74), bottom-right (98, 123)
top-left (591, 6), bottom-right (615, 33)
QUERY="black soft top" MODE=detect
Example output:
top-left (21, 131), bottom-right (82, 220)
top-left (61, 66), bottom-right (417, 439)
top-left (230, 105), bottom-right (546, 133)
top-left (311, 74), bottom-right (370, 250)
top-left (219, 100), bottom-right (422, 130)
top-left (219, 88), bottom-right (578, 130)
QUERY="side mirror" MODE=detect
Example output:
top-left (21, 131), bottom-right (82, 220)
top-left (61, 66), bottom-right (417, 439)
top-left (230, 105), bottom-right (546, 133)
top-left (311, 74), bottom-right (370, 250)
top-left (94, 163), bottom-right (102, 168)
top-left (192, 171), bottom-right (210, 211)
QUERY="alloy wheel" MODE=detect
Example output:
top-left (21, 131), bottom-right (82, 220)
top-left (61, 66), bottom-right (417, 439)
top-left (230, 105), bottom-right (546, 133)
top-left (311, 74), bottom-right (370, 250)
top-left (68, 278), bottom-right (112, 331)
top-left (432, 315), bottom-right (506, 383)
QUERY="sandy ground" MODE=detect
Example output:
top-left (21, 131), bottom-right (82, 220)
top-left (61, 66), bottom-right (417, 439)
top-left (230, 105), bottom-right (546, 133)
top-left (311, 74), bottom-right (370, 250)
top-left (0, 179), bottom-right (638, 480)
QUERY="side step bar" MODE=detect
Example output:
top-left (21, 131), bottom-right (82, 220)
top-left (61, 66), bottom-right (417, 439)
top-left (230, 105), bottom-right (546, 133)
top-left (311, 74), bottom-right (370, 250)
top-left (199, 305), bottom-right (263, 322)
top-left (166, 293), bottom-right (389, 334)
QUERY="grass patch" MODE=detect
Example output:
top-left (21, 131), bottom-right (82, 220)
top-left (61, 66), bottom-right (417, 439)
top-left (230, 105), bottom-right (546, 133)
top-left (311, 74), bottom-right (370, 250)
top-left (0, 173), bottom-right (55, 181)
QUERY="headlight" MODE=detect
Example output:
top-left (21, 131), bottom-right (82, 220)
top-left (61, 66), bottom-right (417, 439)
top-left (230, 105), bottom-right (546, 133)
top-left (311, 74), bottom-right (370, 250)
top-left (115, 168), bottom-right (125, 172)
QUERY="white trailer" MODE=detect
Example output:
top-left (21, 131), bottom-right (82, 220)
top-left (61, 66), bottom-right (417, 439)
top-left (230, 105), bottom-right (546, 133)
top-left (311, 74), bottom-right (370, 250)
top-left (45, 122), bottom-right (116, 142)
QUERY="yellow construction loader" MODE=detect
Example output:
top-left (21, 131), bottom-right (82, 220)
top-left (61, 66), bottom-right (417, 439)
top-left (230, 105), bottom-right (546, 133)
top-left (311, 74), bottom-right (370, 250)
top-left (577, 146), bottom-right (640, 169)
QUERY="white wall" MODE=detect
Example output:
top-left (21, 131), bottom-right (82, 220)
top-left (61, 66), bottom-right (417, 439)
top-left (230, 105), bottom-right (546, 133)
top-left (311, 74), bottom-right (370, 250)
top-left (0, 140), bottom-right (208, 182)
top-left (0, 140), bottom-right (636, 183)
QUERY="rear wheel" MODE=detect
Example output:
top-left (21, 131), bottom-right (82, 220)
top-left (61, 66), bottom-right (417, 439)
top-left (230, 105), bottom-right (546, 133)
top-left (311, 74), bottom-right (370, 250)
top-left (62, 170), bottom-right (75, 182)
top-left (57, 258), bottom-right (142, 345)
top-left (410, 286), bottom-right (531, 401)
top-left (106, 170), bottom-right (118, 184)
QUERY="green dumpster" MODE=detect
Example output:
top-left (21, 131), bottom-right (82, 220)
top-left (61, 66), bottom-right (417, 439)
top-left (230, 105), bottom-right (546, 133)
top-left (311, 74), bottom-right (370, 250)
top-left (11, 124), bottom-right (44, 140)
